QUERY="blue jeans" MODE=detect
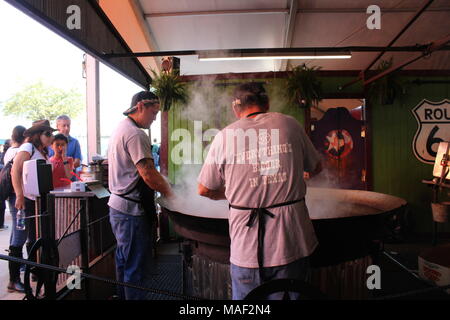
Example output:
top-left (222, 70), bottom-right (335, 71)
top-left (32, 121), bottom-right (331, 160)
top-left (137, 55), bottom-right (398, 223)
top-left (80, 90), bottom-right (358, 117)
top-left (230, 257), bottom-right (310, 300)
top-left (8, 194), bottom-right (28, 247)
top-left (0, 199), bottom-right (4, 227)
top-left (109, 207), bottom-right (154, 300)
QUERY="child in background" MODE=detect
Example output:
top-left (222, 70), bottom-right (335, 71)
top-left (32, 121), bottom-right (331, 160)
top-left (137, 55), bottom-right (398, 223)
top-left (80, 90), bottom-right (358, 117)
top-left (49, 134), bottom-right (74, 189)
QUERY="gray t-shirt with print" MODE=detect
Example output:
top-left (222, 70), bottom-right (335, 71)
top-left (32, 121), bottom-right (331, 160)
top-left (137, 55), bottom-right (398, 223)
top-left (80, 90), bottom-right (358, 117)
top-left (198, 112), bottom-right (320, 268)
top-left (107, 117), bottom-right (153, 216)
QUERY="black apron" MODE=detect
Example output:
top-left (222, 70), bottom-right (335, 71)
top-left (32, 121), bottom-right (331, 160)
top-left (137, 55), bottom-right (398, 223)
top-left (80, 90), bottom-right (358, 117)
top-left (113, 117), bottom-right (157, 225)
top-left (115, 178), bottom-right (157, 225)
top-left (229, 198), bottom-right (304, 282)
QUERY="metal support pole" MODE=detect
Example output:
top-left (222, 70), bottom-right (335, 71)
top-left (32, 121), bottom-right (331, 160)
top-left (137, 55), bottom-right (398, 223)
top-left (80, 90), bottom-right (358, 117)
top-left (364, 0), bottom-right (435, 73)
top-left (45, 193), bottom-right (57, 299)
top-left (86, 54), bottom-right (101, 162)
top-left (103, 45), bottom-right (450, 59)
top-left (364, 35), bottom-right (450, 86)
top-left (432, 221), bottom-right (438, 246)
top-left (45, 194), bottom-right (56, 244)
top-left (79, 199), bottom-right (90, 299)
top-left (279, 0), bottom-right (298, 71)
top-left (341, 0), bottom-right (435, 90)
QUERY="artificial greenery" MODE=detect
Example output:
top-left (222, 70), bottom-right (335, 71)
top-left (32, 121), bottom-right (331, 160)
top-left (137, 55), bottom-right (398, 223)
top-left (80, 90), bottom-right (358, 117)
top-left (150, 69), bottom-right (188, 111)
top-left (286, 64), bottom-right (323, 109)
top-left (367, 57), bottom-right (404, 105)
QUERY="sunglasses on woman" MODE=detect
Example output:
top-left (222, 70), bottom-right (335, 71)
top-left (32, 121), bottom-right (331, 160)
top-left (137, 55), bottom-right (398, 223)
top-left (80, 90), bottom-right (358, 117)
top-left (43, 131), bottom-right (53, 137)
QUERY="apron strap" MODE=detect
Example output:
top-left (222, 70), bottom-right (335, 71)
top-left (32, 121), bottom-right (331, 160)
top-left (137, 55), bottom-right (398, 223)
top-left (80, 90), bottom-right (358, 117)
top-left (229, 197), bottom-right (304, 281)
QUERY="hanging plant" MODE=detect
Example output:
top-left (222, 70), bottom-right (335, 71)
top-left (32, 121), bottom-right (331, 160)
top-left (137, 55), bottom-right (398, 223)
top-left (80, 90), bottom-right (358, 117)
top-left (367, 58), bottom-right (404, 105)
top-left (149, 69), bottom-right (188, 112)
top-left (286, 64), bottom-right (323, 109)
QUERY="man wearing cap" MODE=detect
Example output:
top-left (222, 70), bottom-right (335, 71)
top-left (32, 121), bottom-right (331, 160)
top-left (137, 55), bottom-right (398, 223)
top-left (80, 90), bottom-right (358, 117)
top-left (48, 115), bottom-right (82, 170)
top-left (197, 83), bottom-right (322, 299)
top-left (107, 91), bottom-right (172, 300)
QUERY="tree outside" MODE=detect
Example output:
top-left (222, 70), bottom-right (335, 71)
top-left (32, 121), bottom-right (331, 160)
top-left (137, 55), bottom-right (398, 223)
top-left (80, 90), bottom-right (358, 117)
top-left (2, 80), bottom-right (83, 121)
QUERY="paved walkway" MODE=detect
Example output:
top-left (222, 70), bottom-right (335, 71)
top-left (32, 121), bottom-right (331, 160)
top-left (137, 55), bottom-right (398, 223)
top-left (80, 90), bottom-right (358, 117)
top-left (0, 207), bottom-right (26, 300)
top-left (0, 202), bottom-right (181, 300)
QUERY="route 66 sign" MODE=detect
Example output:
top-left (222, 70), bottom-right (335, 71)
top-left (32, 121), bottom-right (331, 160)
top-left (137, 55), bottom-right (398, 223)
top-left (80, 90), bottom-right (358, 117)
top-left (412, 99), bottom-right (450, 164)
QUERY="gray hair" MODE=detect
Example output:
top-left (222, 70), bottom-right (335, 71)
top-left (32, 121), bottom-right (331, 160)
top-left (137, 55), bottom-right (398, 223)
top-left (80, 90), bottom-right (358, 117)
top-left (56, 115), bottom-right (71, 123)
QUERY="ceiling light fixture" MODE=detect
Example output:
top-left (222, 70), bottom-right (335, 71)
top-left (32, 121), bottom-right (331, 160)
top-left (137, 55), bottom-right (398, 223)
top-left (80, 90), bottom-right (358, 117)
top-left (198, 51), bottom-right (352, 61)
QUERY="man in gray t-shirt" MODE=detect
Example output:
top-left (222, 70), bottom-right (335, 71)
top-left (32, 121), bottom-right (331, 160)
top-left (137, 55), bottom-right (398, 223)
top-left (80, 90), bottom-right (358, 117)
top-left (107, 91), bottom-right (172, 300)
top-left (198, 82), bottom-right (322, 300)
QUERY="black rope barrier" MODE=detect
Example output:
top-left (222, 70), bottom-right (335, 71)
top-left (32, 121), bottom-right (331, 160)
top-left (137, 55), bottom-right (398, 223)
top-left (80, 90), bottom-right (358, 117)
top-left (371, 251), bottom-right (450, 300)
top-left (373, 283), bottom-right (450, 300)
top-left (56, 208), bottom-right (82, 247)
top-left (1, 253), bottom-right (448, 301)
top-left (0, 254), bottom-right (204, 300)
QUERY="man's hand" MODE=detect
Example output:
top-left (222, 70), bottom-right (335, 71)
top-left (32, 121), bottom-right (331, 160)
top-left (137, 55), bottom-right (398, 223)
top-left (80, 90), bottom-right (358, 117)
top-left (309, 161), bottom-right (322, 178)
top-left (62, 145), bottom-right (68, 162)
top-left (136, 158), bottom-right (172, 197)
top-left (73, 158), bottom-right (81, 168)
top-left (198, 183), bottom-right (226, 200)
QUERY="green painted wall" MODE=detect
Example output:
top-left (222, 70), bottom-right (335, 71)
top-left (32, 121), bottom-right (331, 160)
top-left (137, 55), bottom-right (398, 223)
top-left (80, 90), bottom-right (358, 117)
top-left (371, 76), bottom-right (450, 233)
top-left (166, 74), bottom-right (450, 234)
top-left (167, 78), bottom-right (314, 184)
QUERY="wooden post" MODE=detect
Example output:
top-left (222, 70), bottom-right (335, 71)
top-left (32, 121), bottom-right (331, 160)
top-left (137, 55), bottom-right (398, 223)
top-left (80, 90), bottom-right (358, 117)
top-left (160, 111), bottom-right (169, 176)
top-left (159, 56), bottom-right (179, 177)
top-left (305, 106), bottom-right (311, 136)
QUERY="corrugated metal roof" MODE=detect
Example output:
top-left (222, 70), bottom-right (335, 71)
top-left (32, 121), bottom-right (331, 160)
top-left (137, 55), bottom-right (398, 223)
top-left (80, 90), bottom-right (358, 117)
top-left (134, 0), bottom-right (450, 74)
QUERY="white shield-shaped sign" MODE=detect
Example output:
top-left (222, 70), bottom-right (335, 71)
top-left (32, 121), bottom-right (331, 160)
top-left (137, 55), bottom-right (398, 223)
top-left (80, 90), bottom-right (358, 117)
top-left (412, 99), bottom-right (450, 164)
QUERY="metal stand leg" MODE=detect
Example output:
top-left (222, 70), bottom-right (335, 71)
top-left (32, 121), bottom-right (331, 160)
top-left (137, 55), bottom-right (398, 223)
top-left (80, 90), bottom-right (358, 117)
top-left (79, 200), bottom-right (90, 299)
top-left (432, 221), bottom-right (438, 246)
top-left (24, 194), bottom-right (59, 300)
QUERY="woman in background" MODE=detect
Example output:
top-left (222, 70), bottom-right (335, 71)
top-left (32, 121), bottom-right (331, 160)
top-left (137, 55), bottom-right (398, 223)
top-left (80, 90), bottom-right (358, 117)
top-left (10, 120), bottom-right (55, 293)
top-left (3, 126), bottom-right (26, 292)
top-left (0, 139), bottom-right (11, 230)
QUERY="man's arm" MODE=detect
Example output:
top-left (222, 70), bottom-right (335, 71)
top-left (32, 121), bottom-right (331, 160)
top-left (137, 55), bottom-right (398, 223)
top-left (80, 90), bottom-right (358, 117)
top-left (73, 140), bottom-right (82, 168)
top-left (136, 158), bottom-right (172, 197)
top-left (62, 158), bottom-right (74, 180)
top-left (309, 161), bottom-right (322, 178)
top-left (198, 183), bottom-right (226, 200)
top-left (73, 158), bottom-right (81, 169)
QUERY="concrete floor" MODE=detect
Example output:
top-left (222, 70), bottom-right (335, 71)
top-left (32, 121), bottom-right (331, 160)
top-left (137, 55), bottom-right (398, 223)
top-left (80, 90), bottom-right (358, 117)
top-left (0, 211), bottom-right (26, 300)
top-left (0, 203), bottom-right (181, 300)
top-left (0, 200), bottom-right (447, 300)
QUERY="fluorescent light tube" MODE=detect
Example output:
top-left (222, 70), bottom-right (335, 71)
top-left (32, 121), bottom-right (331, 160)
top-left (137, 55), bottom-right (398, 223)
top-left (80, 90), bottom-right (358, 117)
top-left (198, 52), bottom-right (352, 61)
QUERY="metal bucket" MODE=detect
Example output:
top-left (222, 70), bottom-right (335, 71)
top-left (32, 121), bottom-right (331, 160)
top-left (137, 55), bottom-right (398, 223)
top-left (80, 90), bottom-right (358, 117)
top-left (80, 163), bottom-right (103, 182)
top-left (431, 202), bottom-right (450, 223)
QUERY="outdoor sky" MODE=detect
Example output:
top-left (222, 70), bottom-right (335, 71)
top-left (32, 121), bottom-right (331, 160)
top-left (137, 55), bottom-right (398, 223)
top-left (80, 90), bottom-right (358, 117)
top-left (0, 0), bottom-right (161, 161)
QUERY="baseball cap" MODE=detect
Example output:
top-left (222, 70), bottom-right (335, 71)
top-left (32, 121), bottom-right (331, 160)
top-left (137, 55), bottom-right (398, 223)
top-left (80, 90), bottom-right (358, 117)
top-left (123, 91), bottom-right (159, 116)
